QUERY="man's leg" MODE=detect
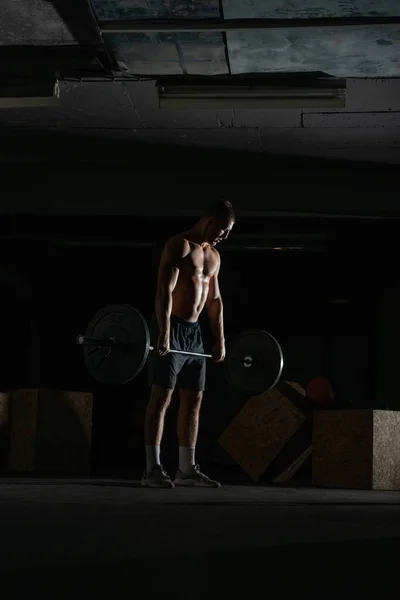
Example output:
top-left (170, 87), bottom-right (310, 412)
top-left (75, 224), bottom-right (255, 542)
top-left (141, 385), bottom-right (175, 488)
top-left (145, 384), bottom-right (174, 451)
top-left (177, 388), bottom-right (203, 473)
top-left (174, 364), bottom-right (220, 488)
top-left (142, 314), bottom-right (184, 488)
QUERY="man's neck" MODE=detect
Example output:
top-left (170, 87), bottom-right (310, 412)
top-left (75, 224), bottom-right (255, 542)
top-left (185, 223), bottom-right (207, 245)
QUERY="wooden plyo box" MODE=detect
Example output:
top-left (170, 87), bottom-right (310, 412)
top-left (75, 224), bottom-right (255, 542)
top-left (219, 382), bottom-right (311, 482)
top-left (8, 389), bottom-right (93, 475)
top-left (312, 410), bottom-right (400, 490)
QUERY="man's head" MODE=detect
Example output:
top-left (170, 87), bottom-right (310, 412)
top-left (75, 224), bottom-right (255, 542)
top-left (203, 199), bottom-right (235, 246)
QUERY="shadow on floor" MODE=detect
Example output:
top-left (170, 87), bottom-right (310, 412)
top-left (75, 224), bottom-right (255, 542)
top-left (2, 537), bottom-right (399, 596)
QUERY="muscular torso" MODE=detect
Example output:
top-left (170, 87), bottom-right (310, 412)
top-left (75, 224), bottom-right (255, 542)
top-left (170, 235), bottom-right (219, 322)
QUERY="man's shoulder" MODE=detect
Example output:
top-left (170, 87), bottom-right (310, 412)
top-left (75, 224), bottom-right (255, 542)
top-left (166, 232), bottom-right (189, 247)
top-left (164, 233), bottom-right (191, 256)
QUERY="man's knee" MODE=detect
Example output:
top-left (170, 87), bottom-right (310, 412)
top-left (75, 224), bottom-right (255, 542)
top-left (148, 385), bottom-right (174, 411)
top-left (179, 389), bottom-right (203, 409)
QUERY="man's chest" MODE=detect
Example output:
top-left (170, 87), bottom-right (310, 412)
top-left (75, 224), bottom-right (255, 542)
top-left (182, 246), bottom-right (218, 279)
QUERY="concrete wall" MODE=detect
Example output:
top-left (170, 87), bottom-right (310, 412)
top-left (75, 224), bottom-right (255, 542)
top-left (0, 77), bottom-right (400, 165)
top-left (0, 155), bottom-right (397, 216)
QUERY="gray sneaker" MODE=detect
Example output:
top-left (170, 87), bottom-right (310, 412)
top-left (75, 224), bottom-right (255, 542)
top-left (141, 465), bottom-right (175, 488)
top-left (174, 464), bottom-right (221, 488)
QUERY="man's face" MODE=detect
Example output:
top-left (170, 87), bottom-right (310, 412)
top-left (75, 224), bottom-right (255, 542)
top-left (205, 217), bottom-right (234, 246)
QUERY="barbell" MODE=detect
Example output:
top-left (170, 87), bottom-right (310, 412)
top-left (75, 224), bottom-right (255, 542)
top-left (76, 304), bottom-right (284, 396)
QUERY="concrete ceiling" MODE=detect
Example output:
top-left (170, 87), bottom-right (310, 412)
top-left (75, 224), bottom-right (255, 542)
top-left (0, 0), bottom-right (399, 166)
top-left (1, 0), bottom-right (76, 45)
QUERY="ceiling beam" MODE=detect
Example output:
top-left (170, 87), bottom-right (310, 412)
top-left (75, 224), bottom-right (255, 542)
top-left (100, 15), bottom-right (400, 33)
top-left (46, 0), bottom-right (118, 71)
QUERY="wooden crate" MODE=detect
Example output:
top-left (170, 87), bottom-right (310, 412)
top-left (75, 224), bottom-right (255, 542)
top-left (312, 409), bottom-right (400, 490)
top-left (219, 381), bottom-right (312, 482)
top-left (8, 389), bottom-right (93, 475)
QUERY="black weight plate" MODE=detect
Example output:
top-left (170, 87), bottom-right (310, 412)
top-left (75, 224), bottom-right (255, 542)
top-left (225, 330), bottom-right (284, 396)
top-left (83, 304), bottom-right (150, 385)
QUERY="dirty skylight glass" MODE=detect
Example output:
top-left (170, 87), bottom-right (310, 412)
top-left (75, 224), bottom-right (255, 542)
top-left (92, 0), bottom-right (400, 76)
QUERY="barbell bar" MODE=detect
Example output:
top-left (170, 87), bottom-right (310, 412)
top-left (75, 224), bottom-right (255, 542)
top-left (76, 304), bottom-right (283, 395)
top-left (76, 334), bottom-right (254, 367)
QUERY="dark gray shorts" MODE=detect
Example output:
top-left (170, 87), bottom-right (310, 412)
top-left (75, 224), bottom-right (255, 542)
top-left (148, 314), bottom-right (206, 392)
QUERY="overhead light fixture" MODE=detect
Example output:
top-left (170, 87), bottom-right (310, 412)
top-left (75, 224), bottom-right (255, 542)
top-left (157, 80), bottom-right (346, 109)
top-left (0, 78), bottom-right (60, 108)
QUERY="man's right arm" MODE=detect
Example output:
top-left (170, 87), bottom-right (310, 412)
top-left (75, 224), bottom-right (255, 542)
top-left (155, 236), bottom-right (188, 338)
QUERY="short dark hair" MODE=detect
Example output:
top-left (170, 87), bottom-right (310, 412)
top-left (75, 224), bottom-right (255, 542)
top-left (205, 199), bottom-right (235, 224)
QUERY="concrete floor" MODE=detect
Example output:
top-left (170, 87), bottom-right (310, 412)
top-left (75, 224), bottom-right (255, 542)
top-left (1, 479), bottom-right (400, 597)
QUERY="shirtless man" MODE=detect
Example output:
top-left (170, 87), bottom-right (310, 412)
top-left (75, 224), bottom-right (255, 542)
top-left (141, 200), bottom-right (235, 488)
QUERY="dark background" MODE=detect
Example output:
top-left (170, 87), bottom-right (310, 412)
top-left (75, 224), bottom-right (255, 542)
top-left (0, 138), bottom-right (398, 478)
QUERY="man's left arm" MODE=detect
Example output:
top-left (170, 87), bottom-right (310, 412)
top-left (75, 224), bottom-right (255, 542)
top-left (205, 259), bottom-right (225, 362)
